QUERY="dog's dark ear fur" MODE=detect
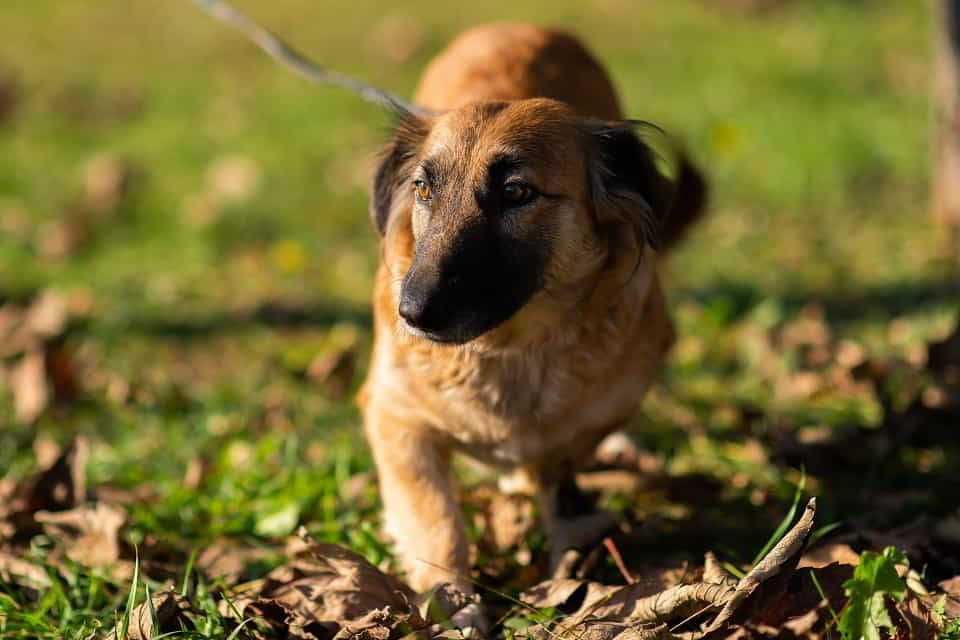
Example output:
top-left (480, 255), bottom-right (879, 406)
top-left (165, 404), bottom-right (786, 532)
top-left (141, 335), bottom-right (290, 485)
top-left (586, 122), bottom-right (707, 252)
top-left (370, 116), bottom-right (429, 235)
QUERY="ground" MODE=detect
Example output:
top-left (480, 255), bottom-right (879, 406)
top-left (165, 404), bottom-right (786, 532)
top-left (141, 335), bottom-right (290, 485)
top-left (1, 1), bottom-right (958, 638)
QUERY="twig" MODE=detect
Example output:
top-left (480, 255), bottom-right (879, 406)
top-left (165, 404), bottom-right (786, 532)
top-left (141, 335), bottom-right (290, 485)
top-left (191, 0), bottom-right (429, 116)
top-left (603, 537), bottom-right (636, 584)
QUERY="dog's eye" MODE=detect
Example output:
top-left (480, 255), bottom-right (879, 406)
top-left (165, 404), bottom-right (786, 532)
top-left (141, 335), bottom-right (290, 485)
top-left (502, 182), bottom-right (536, 207)
top-left (413, 180), bottom-right (432, 202)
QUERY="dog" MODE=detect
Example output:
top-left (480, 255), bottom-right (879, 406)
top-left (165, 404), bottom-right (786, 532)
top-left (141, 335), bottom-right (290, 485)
top-left (359, 22), bottom-right (706, 610)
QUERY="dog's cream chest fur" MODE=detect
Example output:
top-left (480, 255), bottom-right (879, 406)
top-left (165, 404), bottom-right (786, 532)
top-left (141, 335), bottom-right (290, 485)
top-left (368, 264), bottom-right (673, 468)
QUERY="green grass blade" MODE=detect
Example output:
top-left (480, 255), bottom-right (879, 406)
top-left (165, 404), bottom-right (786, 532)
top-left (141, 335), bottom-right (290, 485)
top-left (180, 549), bottom-right (198, 598)
top-left (810, 569), bottom-right (841, 631)
top-left (144, 582), bottom-right (159, 639)
top-left (225, 618), bottom-right (254, 640)
top-left (810, 521), bottom-right (843, 546)
top-left (117, 546), bottom-right (141, 640)
top-left (752, 469), bottom-right (806, 566)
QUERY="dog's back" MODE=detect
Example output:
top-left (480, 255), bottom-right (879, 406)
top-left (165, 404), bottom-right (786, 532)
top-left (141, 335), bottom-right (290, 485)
top-left (414, 23), bottom-right (623, 120)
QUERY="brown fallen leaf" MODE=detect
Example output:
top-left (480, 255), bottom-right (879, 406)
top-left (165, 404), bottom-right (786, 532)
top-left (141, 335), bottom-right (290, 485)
top-left (223, 538), bottom-right (429, 637)
top-left (779, 305), bottom-right (830, 351)
top-left (35, 503), bottom-right (126, 569)
top-left (577, 470), bottom-right (644, 494)
top-left (26, 436), bottom-right (88, 514)
top-left (10, 349), bottom-right (48, 424)
top-left (113, 591), bottom-right (199, 640)
top-left (0, 550), bottom-right (51, 592)
top-left (182, 456), bottom-right (211, 491)
top-left (703, 498), bottom-right (818, 634)
top-left (938, 576), bottom-right (960, 617)
top-left (798, 542), bottom-right (859, 569)
top-left (35, 216), bottom-right (92, 260)
top-left (416, 582), bottom-right (480, 629)
top-left (520, 572), bottom-right (733, 638)
top-left (703, 552), bottom-right (737, 588)
top-left (32, 437), bottom-right (62, 470)
top-left (24, 290), bottom-right (68, 339)
top-left (307, 346), bottom-right (356, 400)
top-left (528, 622), bottom-right (674, 640)
top-left (0, 438), bottom-right (89, 542)
top-left (1, 290), bottom-right (78, 422)
top-left (781, 608), bottom-right (819, 637)
top-left (522, 578), bottom-right (619, 612)
top-left (83, 153), bottom-right (135, 216)
top-left (207, 154), bottom-right (261, 204)
top-left (895, 592), bottom-right (939, 640)
top-left (196, 537), bottom-right (280, 585)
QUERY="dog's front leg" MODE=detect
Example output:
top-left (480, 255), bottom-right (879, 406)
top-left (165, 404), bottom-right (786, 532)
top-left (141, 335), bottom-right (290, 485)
top-left (364, 403), bottom-right (471, 594)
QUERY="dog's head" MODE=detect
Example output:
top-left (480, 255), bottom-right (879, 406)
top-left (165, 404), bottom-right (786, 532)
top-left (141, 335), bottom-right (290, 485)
top-left (372, 98), bottom-right (703, 346)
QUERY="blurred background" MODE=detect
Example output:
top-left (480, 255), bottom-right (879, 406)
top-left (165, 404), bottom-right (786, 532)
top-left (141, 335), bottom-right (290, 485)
top-left (1, 0), bottom-right (959, 632)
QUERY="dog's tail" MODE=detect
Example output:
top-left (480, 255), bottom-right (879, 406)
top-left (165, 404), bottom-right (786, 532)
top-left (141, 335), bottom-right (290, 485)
top-left (659, 151), bottom-right (709, 252)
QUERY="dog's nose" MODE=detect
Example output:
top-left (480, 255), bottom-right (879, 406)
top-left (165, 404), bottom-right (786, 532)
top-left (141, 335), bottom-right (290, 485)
top-left (398, 290), bottom-right (428, 327)
top-left (399, 267), bottom-right (445, 331)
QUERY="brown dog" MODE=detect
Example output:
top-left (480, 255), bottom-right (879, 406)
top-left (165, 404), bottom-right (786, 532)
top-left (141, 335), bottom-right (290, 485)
top-left (360, 23), bottom-right (706, 604)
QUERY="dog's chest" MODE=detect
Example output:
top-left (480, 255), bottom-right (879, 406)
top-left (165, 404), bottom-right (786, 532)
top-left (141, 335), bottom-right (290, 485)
top-left (454, 354), bottom-right (645, 464)
top-left (406, 319), bottom-right (662, 466)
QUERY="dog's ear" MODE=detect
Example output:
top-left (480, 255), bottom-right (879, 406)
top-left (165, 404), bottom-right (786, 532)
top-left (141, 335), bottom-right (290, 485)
top-left (371, 115), bottom-right (429, 235)
top-left (585, 121), bottom-right (707, 252)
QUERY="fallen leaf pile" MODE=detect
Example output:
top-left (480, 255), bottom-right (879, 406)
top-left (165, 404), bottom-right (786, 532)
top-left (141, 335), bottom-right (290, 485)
top-left (0, 289), bottom-right (82, 423)
top-left (2, 429), bottom-right (959, 639)
top-left (4, 302), bottom-right (960, 639)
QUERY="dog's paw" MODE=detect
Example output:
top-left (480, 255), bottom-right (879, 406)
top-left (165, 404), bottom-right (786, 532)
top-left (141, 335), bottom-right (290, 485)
top-left (419, 583), bottom-right (489, 639)
top-left (450, 602), bottom-right (489, 639)
top-left (548, 510), bottom-right (617, 577)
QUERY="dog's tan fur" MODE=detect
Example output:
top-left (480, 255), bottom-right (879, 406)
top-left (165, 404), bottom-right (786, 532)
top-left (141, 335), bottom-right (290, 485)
top-left (359, 23), bottom-right (705, 594)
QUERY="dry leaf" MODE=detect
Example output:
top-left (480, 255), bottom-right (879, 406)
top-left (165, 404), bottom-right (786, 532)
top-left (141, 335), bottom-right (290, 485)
top-left (24, 290), bottom-right (68, 338)
top-left (799, 543), bottom-right (860, 569)
top-left (196, 537), bottom-right (279, 585)
top-left (35, 217), bottom-right (91, 259)
top-left (11, 349), bottom-right (48, 424)
top-left (307, 347), bottom-right (356, 400)
top-left (35, 503), bottom-right (126, 568)
top-left (704, 498), bottom-right (817, 634)
top-left (83, 153), bottom-right (134, 216)
top-left (224, 540), bottom-right (427, 636)
top-left (27, 436), bottom-right (88, 514)
top-left (0, 550), bottom-right (51, 591)
top-left (120, 591), bottom-right (199, 640)
top-left (207, 154), bottom-right (260, 204)
top-left (577, 470), bottom-right (643, 494)
top-left (938, 576), bottom-right (960, 617)
top-left (183, 456), bottom-right (211, 491)
top-left (521, 578), bottom-right (618, 612)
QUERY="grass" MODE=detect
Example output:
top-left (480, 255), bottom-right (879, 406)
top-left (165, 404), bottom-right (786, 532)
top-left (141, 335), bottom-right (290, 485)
top-left (0, 0), bottom-right (957, 637)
